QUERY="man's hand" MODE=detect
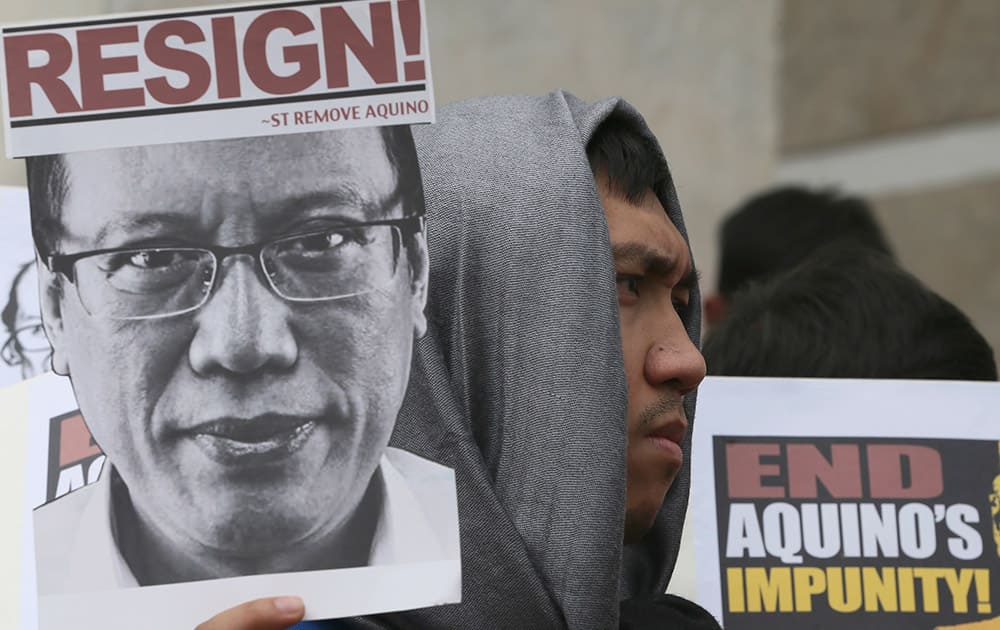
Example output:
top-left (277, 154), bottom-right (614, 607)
top-left (195, 596), bottom-right (305, 630)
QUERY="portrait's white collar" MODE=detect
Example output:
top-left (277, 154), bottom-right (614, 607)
top-left (369, 448), bottom-right (446, 565)
top-left (66, 467), bottom-right (138, 589)
top-left (62, 450), bottom-right (444, 590)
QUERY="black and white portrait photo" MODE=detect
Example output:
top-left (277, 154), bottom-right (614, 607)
top-left (23, 126), bottom-right (459, 625)
top-left (0, 187), bottom-right (50, 386)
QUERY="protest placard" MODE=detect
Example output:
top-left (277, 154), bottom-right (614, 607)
top-left (692, 377), bottom-right (1000, 629)
top-left (2, 0), bottom-right (434, 156)
top-left (0, 1), bottom-right (459, 628)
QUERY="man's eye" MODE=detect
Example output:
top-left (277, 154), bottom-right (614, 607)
top-left (105, 250), bottom-right (182, 271)
top-left (293, 227), bottom-right (376, 255)
top-left (132, 251), bottom-right (178, 269)
top-left (616, 274), bottom-right (642, 299)
top-left (297, 231), bottom-right (347, 254)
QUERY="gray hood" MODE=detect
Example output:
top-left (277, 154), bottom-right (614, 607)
top-left (381, 90), bottom-right (701, 629)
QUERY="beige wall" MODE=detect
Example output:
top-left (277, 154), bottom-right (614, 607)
top-left (782, 0), bottom-right (1000, 152)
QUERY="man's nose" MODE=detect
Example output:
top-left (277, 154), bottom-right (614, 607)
top-left (643, 314), bottom-right (706, 396)
top-left (188, 256), bottom-right (298, 375)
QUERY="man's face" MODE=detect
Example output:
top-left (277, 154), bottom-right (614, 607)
top-left (3, 264), bottom-right (50, 378)
top-left (598, 178), bottom-right (706, 544)
top-left (40, 129), bottom-right (428, 556)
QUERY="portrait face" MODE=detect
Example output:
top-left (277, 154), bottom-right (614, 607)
top-left (598, 179), bottom-right (706, 543)
top-left (2, 262), bottom-right (50, 379)
top-left (38, 128), bottom-right (428, 561)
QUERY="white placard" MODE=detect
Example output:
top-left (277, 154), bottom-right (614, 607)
top-left (691, 377), bottom-right (1000, 629)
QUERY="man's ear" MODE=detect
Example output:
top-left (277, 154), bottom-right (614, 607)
top-left (36, 257), bottom-right (70, 376)
top-left (408, 227), bottom-right (429, 339)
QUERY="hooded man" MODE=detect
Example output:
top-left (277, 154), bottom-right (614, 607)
top-left (200, 91), bottom-right (717, 629)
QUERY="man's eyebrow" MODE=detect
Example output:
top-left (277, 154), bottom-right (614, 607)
top-left (91, 187), bottom-right (402, 245)
top-left (273, 185), bottom-right (403, 221)
top-left (93, 212), bottom-right (201, 246)
top-left (612, 242), bottom-right (677, 276)
top-left (275, 189), bottom-right (369, 216)
top-left (612, 241), bottom-right (699, 289)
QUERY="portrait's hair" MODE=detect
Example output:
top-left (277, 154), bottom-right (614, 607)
top-left (381, 124), bottom-right (425, 220)
top-left (703, 244), bottom-right (998, 381)
top-left (25, 155), bottom-right (67, 261)
top-left (717, 186), bottom-right (893, 298)
top-left (380, 125), bottom-right (426, 274)
top-left (1, 261), bottom-right (34, 366)
top-left (585, 111), bottom-right (669, 204)
top-left (26, 125), bottom-right (425, 260)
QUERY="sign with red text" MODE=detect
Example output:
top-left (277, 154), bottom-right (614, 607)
top-left (44, 410), bottom-right (104, 503)
top-left (691, 378), bottom-right (1000, 630)
top-left (0, 0), bottom-right (433, 157)
top-left (1, 4), bottom-right (462, 628)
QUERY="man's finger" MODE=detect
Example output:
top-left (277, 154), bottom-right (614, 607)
top-left (195, 596), bottom-right (305, 630)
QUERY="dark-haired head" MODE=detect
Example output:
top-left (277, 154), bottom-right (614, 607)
top-left (585, 112), bottom-right (671, 205)
top-left (704, 243), bottom-right (997, 381)
top-left (715, 186), bottom-right (893, 298)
